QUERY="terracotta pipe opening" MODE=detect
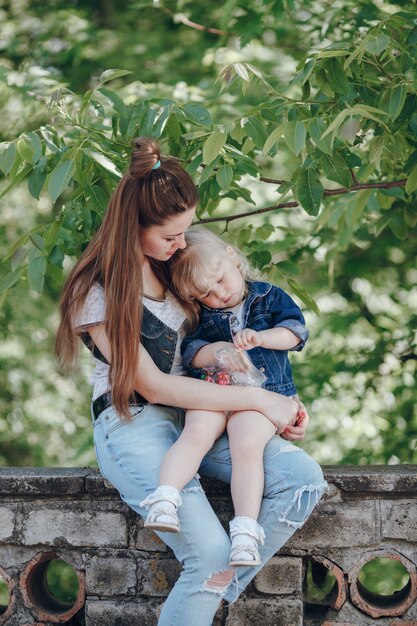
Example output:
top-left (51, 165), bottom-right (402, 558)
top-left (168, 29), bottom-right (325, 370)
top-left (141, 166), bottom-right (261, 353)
top-left (21, 552), bottom-right (85, 623)
top-left (350, 551), bottom-right (417, 618)
top-left (0, 566), bottom-right (14, 625)
top-left (303, 556), bottom-right (346, 610)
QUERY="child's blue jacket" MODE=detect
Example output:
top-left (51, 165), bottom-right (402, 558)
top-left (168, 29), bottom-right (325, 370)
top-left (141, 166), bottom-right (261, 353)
top-left (181, 280), bottom-right (309, 397)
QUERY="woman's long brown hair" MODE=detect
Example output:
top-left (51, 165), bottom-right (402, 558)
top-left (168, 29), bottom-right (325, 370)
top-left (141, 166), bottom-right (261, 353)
top-left (55, 137), bottom-right (199, 418)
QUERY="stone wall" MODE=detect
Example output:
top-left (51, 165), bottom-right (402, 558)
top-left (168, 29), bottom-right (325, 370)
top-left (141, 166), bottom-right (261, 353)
top-left (0, 466), bottom-right (416, 626)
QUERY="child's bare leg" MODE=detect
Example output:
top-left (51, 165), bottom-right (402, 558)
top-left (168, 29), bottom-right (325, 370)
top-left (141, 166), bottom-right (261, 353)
top-left (159, 410), bottom-right (227, 488)
top-left (227, 410), bottom-right (276, 519)
top-left (227, 411), bottom-right (276, 566)
top-left (140, 410), bottom-right (226, 533)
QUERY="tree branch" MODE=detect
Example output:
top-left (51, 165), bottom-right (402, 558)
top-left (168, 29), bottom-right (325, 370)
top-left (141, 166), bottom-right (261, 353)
top-left (195, 179), bottom-right (407, 225)
top-left (159, 6), bottom-right (231, 36)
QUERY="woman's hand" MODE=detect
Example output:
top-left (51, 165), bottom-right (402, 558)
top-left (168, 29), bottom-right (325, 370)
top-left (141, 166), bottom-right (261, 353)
top-left (281, 398), bottom-right (310, 441)
top-left (257, 390), bottom-right (299, 434)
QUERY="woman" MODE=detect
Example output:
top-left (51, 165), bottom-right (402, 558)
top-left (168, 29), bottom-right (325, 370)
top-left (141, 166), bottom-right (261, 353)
top-left (56, 137), bottom-right (326, 626)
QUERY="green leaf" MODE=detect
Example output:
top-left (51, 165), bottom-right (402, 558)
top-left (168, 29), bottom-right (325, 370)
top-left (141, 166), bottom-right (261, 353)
top-left (140, 107), bottom-right (158, 137)
top-left (233, 63), bottom-right (250, 81)
top-left (315, 68), bottom-right (334, 97)
top-left (44, 215), bottom-right (65, 253)
top-left (199, 156), bottom-right (220, 184)
top-left (365, 34), bottom-right (390, 56)
top-left (344, 42), bottom-right (366, 69)
top-left (28, 166), bottom-right (47, 200)
top-left (0, 165), bottom-right (31, 199)
top-left (389, 213), bottom-right (407, 240)
top-left (294, 58), bottom-right (315, 85)
top-left (84, 149), bottom-right (122, 178)
top-left (388, 85), bottom-right (407, 120)
top-left (407, 26), bottom-right (417, 45)
top-left (295, 168), bottom-right (324, 215)
top-left (320, 151), bottom-right (352, 188)
top-left (283, 121), bottom-right (306, 155)
top-left (255, 224), bottom-right (275, 240)
top-left (86, 184), bottom-right (109, 214)
top-left (28, 255), bottom-right (47, 293)
top-left (98, 87), bottom-right (126, 115)
top-left (17, 135), bottom-right (35, 163)
top-left (28, 132), bottom-right (42, 163)
top-left (276, 261), bottom-right (301, 275)
top-left (0, 142), bottom-right (17, 175)
top-left (216, 164), bottom-right (233, 190)
top-left (309, 118), bottom-right (332, 155)
top-left (203, 131), bottom-right (227, 165)
top-left (287, 278), bottom-right (320, 314)
top-left (165, 113), bottom-right (182, 143)
top-left (405, 163), bottom-right (417, 194)
top-left (98, 69), bottom-right (132, 85)
top-left (324, 58), bottom-right (349, 95)
top-left (47, 159), bottom-right (75, 203)
top-left (244, 117), bottom-right (268, 148)
top-left (182, 103), bottom-right (212, 128)
top-left (0, 268), bottom-right (23, 294)
top-left (186, 153), bottom-right (203, 176)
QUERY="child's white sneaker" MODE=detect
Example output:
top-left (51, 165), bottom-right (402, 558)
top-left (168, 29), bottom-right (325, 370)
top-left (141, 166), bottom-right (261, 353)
top-left (229, 516), bottom-right (265, 567)
top-left (140, 485), bottom-right (182, 533)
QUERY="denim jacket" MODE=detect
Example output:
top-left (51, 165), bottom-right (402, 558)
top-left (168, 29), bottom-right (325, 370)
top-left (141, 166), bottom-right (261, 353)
top-left (181, 280), bottom-right (309, 397)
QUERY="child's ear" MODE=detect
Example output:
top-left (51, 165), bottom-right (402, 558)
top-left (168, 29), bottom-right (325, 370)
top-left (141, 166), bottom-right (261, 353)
top-left (226, 246), bottom-right (240, 267)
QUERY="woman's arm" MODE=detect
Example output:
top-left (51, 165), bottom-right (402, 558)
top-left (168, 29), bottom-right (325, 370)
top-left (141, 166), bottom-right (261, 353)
top-left (88, 324), bottom-right (298, 431)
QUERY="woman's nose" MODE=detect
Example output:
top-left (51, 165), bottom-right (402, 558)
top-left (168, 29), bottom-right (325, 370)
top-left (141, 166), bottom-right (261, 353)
top-left (176, 234), bottom-right (186, 249)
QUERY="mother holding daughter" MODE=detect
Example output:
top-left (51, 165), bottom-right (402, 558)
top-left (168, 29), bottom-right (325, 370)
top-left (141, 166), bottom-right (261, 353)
top-left (56, 137), bottom-right (325, 626)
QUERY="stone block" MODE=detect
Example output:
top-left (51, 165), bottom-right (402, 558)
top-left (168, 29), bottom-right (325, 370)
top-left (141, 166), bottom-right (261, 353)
top-left (20, 502), bottom-right (128, 547)
top-left (253, 556), bottom-right (302, 595)
top-left (0, 506), bottom-right (15, 541)
top-left (323, 465), bottom-right (417, 495)
top-left (130, 517), bottom-right (168, 552)
top-left (287, 500), bottom-right (377, 549)
top-left (85, 599), bottom-right (159, 626)
top-left (0, 467), bottom-right (86, 496)
top-left (139, 557), bottom-right (182, 597)
top-left (381, 500), bottom-right (417, 541)
top-left (86, 555), bottom-right (137, 596)
top-left (225, 597), bottom-right (303, 626)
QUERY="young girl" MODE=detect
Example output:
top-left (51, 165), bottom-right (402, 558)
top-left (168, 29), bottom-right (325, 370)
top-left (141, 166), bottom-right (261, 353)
top-left (56, 137), bottom-right (325, 625)
top-left (141, 227), bottom-right (309, 568)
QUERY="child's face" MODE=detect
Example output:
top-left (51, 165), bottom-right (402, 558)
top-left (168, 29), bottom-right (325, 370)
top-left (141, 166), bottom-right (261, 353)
top-left (195, 254), bottom-right (245, 310)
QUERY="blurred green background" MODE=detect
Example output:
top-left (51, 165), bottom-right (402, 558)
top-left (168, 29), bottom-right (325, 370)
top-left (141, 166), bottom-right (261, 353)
top-left (0, 0), bottom-right (416, 468)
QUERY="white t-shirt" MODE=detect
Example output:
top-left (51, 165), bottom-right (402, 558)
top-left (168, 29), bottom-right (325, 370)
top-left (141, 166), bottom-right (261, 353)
top-left (224, 299), bottom-right (246, 334)
top-left (75, 283), bottom-right (187, 400)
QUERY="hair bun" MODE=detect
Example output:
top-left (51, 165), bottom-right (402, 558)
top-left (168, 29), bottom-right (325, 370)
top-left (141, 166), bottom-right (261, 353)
top-left (130, 137), bottom-right (161, 178)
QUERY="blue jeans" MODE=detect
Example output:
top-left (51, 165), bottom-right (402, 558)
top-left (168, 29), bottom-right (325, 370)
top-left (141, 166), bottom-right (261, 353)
top-left (93, 403), bottom-right (326, 626)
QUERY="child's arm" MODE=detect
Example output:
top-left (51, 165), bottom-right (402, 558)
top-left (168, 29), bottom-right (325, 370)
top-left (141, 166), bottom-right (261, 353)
top-left (232, 327), bottom-right (300, 352)
top-left (190, 341), bottom-right (233, 368)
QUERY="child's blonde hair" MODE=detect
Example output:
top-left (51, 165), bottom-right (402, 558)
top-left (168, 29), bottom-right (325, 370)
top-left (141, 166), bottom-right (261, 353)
top-left (170, 227), bottom-right (258, 328)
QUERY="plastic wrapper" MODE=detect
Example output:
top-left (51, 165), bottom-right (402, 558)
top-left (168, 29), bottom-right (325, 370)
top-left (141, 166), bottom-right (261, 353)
top-left (200, 347), bottom-right (267, 388)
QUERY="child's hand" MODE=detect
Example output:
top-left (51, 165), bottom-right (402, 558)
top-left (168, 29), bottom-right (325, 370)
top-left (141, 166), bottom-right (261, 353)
top-left (282, 397), bottom-right (309, 441)
top-left (233, 329), bottom-right (262, 351)
top-left (216, 347), bottom-right (251, 372)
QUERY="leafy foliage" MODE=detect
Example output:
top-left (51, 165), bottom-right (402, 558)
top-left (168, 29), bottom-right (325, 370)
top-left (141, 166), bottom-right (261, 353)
top-left (0, 0), bottom-right (416, 465)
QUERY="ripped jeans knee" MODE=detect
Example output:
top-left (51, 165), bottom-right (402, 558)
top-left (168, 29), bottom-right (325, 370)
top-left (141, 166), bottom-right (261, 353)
top-left (279, 482), bottom-right (327, 529)
top-left (200, 568), bottom-right (235, 597)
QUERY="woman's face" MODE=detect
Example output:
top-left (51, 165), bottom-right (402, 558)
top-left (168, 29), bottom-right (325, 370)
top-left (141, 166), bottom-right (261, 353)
top-left (140, 208), bottom-right (195, 261)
